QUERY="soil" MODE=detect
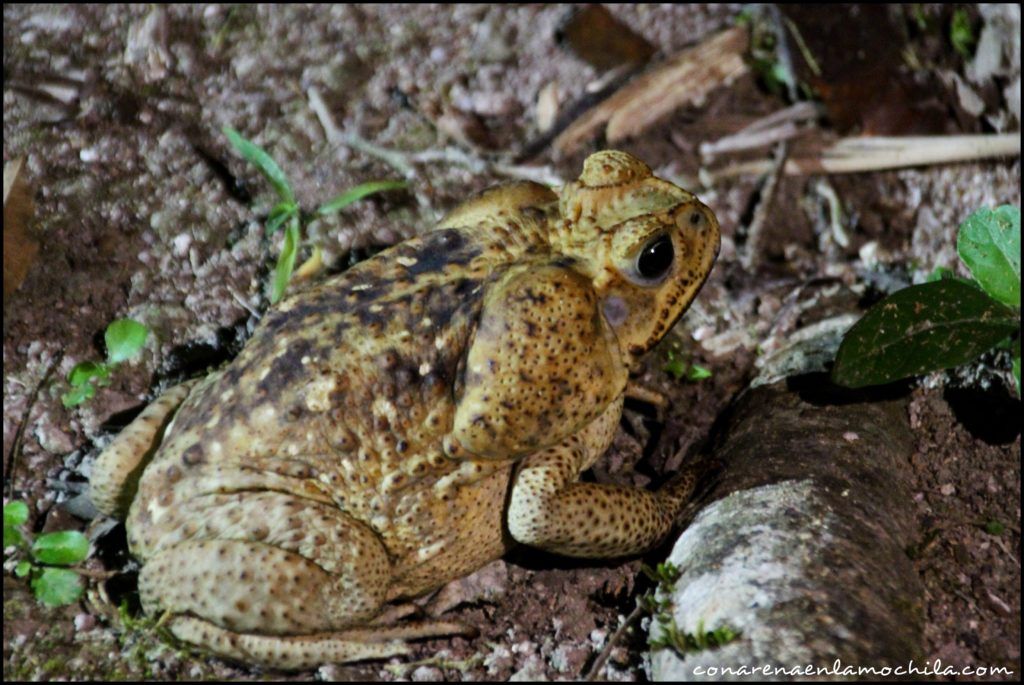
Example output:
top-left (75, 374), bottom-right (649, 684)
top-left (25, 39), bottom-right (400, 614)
top-left (3, 4), bottom-right (1020, 681)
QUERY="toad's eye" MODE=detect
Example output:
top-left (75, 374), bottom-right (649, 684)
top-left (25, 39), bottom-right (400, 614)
top-left (635, 234), bottom-right (674, 281)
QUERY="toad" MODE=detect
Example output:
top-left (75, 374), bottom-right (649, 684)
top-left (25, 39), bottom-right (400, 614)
top-left (89, 150), bottom-right (720, 669)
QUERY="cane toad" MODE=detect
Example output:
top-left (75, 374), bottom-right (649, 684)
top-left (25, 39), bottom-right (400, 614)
top-left (89, 150), bottom-right (720, 669)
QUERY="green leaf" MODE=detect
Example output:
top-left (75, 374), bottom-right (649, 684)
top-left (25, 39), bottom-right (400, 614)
top-left (105, 319), bottom-right (149, 364)
top-left (4, 525), bottom-right (24, 547)
top-left (687, 364), bottom-right (712, 381)
top-left (832, 279), bottom-right (1019, 388)
top-left (31, 531), bottom-right (90, 566)
top-left (265, 200), bottom-right (298, 236)
top-left (950, 8), bottom-right (976, 59)
top-left (223, 126), bottom-right (295, 204)
top-left (315, 180), bottom-right (408, 216)
top-left (61, 382), bottom-right (96, 408)
top-left (957, 205), bottom-right (1021, 308)
top-left (664, 351), bottom-right (686, 380)
top-left (270, 218), bottom-right (301, 304)
top-left (984, 520), bottom-right (1005, 535)
top-left (15, 560), bottom-right (32, 577)
top-left (67, 361), bottom-right (110, 387)
top-left (31, 567), bottom-right (84, 607)
top-left (4, 500), bottom-right (29, 528)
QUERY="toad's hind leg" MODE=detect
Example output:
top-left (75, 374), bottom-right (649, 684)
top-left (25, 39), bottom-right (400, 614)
top-left (90, 381), bottom-right (197, 519)
top-left (138, 501), bottom-right (468, 670)
top-left (168, 615), bottom-right (472, 670)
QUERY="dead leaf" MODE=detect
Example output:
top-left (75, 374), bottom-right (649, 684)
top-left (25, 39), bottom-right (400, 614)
top-left (3, 158), bottom-right (39, 298)
top-left (555, 4), bottom-right (655, 72)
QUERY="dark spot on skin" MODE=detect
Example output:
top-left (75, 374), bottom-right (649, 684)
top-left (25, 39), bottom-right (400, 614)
top-left (355, 304), bottom-right (390, 328)
top-left (256, 337), bottom-right (316, 396)
top-left (518, 288), bottom-right (547, 305)
top-left (378, 349), bottom-right (400, 370)
top-left (421, 371), bottom-right (450, 399)
top-left (394, 367), bottom-right (415, 387)
top-left (182, 445), bottom-right (205, 466)
top-left (401, 229), bottom-right (481, 276)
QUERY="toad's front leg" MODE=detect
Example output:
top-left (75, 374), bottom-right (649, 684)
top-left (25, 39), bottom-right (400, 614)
top-left (506, 435), bottom-right (696, 558)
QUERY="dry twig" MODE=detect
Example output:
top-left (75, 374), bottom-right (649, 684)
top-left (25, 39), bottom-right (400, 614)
top-left (739, 141), bottom-right (788, 271)
top-left (584, 601), bottom-right (646, 681)
top-left (706, 133), bottom-right (1021, 182)
top-left (307, 87), bottom-right (564, 193)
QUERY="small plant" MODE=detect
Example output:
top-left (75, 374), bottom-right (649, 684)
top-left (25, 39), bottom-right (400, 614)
top-left (664, 348), bottom-right (713, 382)
top-left (649, 617), bottom-right (742, 655)
top-left (833, 205), bottom-right (1020, 395)
top-left (641, 560), bottom-right (683, 587)
top-left (950, 7), bottom-right (976, 59)
top-left (4, 500), bottom-right (90, 607)
top-left (223, 126), bottom-right (407, 304)
top-left (640, 561), bottom-right (741, 656)
top-left (62, 318), bottom-right (150, 407)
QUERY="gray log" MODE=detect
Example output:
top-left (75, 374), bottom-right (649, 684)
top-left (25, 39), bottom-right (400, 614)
top-left (649, 319), bottom-right (924, 681)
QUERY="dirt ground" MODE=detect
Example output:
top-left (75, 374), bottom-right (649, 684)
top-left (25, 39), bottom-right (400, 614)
top-left (3, 4), bottom-right (1020, 681)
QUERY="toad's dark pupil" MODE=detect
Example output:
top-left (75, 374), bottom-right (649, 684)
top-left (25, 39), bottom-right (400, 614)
top-left (637, 235), bottom-right (674, 279)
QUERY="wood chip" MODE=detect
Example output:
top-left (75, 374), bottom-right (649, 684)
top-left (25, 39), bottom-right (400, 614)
top-left (535, 81), bottom-right (561, 134)
top-left (554, 26), bottom-right (750, 155)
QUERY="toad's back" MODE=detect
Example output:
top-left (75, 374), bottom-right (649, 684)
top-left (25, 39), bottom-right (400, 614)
top-left (126, 216), bottom-right (554, 593)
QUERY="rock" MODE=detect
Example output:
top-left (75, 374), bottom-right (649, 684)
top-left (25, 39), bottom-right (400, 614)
top-left (124, 7), bottom-right (174, 82)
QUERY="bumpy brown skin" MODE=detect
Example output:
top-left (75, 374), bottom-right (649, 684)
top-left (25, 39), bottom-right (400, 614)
top-left (89, 150), bottom-right (720, 670)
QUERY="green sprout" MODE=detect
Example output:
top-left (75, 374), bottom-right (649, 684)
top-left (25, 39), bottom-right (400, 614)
top-left (62, 318), bottom-right (149, 408)
top-left (223, 126), bottom-right (407, 304)
top-left (649, 617), bottom-right (741, 655)
top-left (833, 205), bottom-right (1020, 396)
top-left (4, 500), bottom-right (90, 607)
top-left (641, 561), bottom-right (683, 587)
top-left (983, 520), bottom-right (1005, 536)
top-left (664, 348), bottom-right (714, 382)
top-left (950, 8), bottom-right (976, 59)
top-left (639, 560), bottom-right (741, 656)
